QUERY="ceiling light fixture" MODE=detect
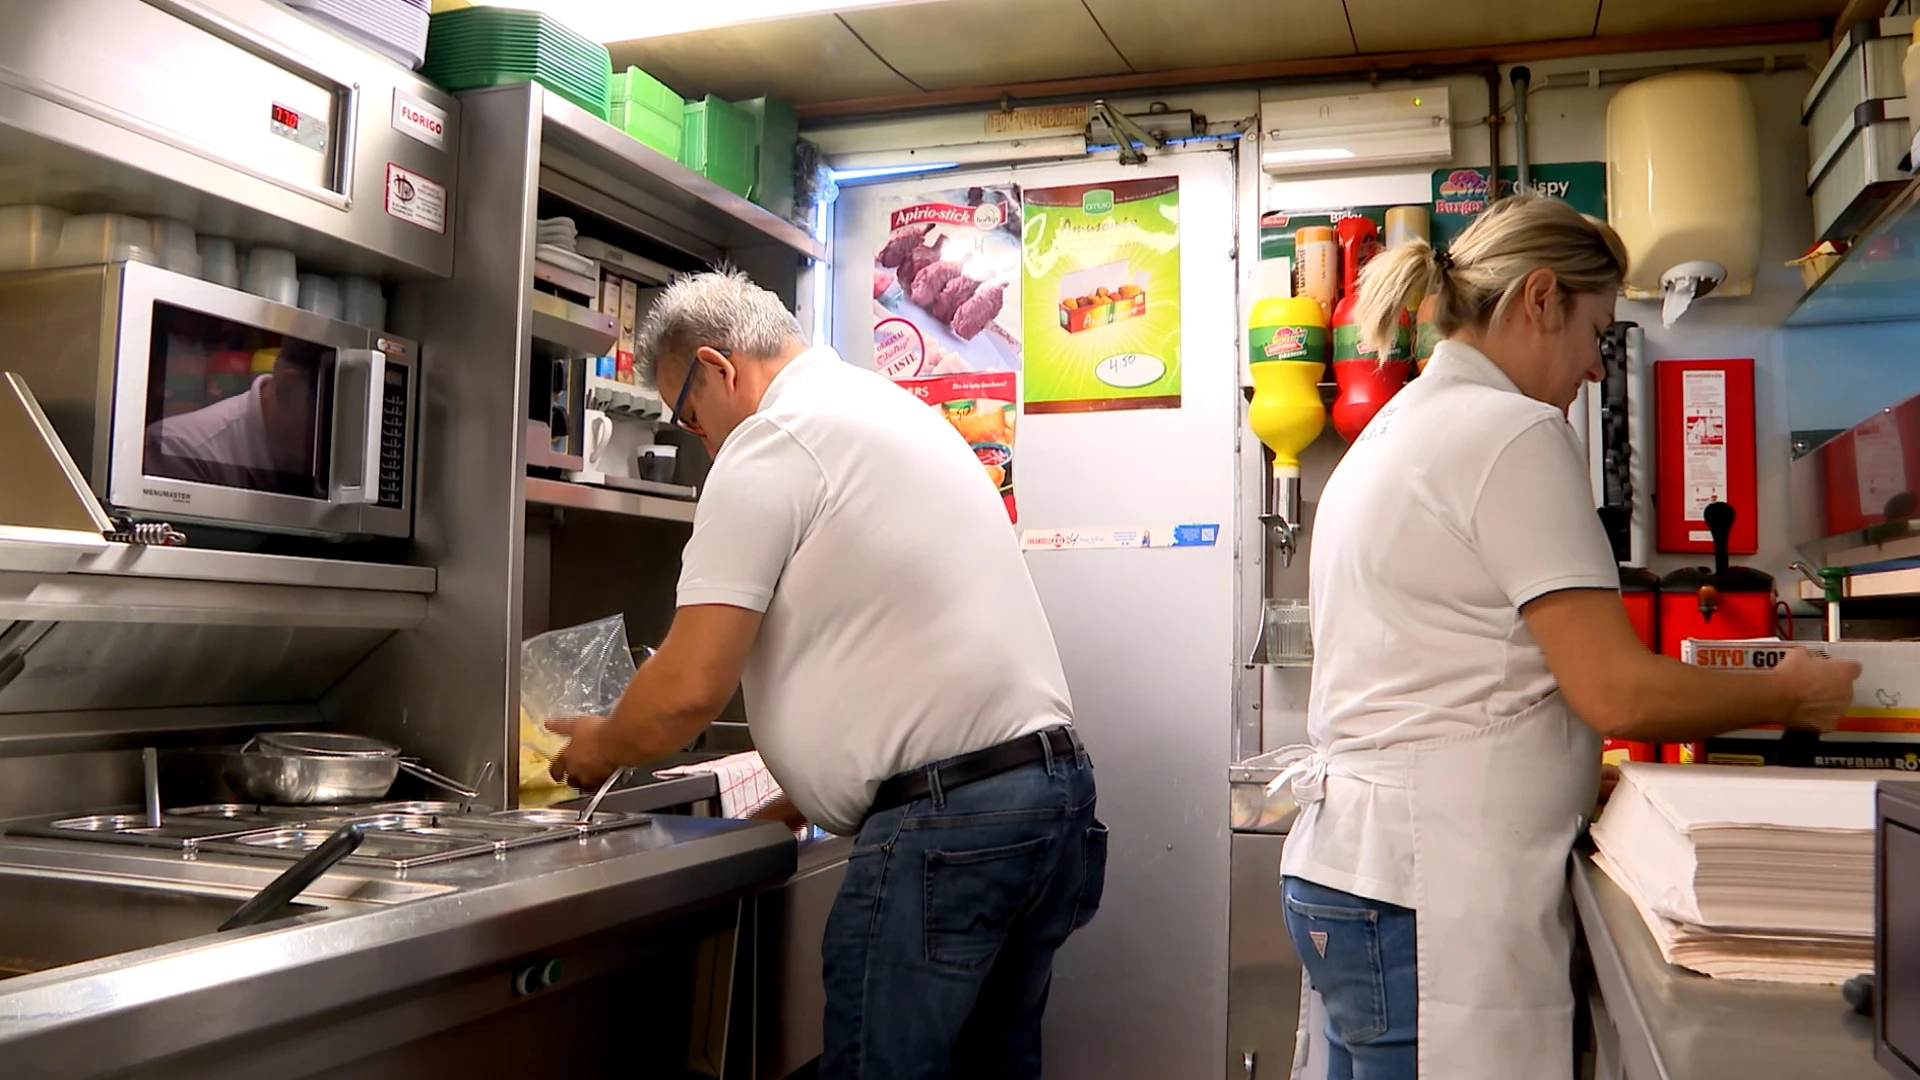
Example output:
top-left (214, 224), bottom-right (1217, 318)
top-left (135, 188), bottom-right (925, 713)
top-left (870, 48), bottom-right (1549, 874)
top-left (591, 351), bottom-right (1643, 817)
top-left (462, 0), bottom-right (939, 42)
top-left (1260, 88), bottom-right (1452, 177)
top-left (827, 134), bottom-right (1088, 173)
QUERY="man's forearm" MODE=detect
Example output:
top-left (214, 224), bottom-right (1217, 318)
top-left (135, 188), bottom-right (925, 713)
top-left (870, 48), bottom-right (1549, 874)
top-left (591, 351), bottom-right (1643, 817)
top-left (601, 663), bottom-right (723, 766)
top-left (1610, 655), bottom-right (1802, 743)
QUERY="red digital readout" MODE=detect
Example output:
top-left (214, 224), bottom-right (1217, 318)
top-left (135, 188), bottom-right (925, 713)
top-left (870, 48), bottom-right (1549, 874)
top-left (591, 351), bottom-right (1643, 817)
top-left (271, 104), bottom-right (300, 129)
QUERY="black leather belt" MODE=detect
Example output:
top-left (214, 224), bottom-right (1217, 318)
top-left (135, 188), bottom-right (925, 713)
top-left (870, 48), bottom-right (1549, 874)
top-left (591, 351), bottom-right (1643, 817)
top-left (868, 726), bottom-right (1078, 819)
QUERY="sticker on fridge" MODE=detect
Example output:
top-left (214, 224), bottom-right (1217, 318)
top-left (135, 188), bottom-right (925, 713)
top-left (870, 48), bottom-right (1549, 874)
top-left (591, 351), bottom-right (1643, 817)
top-left (873, 185), bottom-right (1022, 380)
top-left (898, 372), bottom-right (1019, 523)
top-left (1021, 179), bottom-right (1180, 413)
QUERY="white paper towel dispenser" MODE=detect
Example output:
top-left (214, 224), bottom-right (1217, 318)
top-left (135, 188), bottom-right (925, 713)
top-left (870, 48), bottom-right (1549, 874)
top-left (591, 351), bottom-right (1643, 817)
top-left (1606, 72), bottom-right (1762, 322)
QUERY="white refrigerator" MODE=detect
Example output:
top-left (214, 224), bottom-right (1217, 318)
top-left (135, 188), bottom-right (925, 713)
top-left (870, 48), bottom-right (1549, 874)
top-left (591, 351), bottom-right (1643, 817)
top-left (832, 148), bottom-right (1244, 1079)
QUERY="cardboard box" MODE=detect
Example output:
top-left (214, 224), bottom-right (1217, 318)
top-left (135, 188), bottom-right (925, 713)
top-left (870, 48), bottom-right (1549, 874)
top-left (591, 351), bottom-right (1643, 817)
top-left (1056, 259), bottom-right (1147, 334)
top-left (1703, 731), bottom-right (1920, 772)
top-left (617, 276), bottom-right (639, 385)
top-left (1681, 637), bottom-right (1920, 736)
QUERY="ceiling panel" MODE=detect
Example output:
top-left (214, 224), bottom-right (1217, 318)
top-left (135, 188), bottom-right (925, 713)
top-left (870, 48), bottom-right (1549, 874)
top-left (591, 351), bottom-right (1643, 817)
top-left (1083, 0), bottom-right (1355, 72)
top-left (609, 15), bottom-right (918, 105)
top-left (1346, 0), bottom-right (1599, 52)
top-left (841, 0), bottom-right (1131, 91)
top-left (1595, 0), bottom-right (1846, 35)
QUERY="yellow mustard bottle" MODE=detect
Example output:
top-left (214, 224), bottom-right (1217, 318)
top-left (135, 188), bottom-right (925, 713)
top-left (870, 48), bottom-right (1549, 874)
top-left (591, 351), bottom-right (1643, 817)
top-left (1247, 296), bottom-right (1328, 470)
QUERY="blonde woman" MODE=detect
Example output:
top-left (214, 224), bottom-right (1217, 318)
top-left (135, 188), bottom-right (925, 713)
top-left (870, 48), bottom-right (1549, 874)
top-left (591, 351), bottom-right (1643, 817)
top-left (1274, 195), bottom-right (1859, 1079)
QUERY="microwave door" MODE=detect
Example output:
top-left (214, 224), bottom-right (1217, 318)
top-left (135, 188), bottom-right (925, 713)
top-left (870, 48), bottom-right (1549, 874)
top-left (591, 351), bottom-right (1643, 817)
top-left (330, 348), bottom-right (383, 510)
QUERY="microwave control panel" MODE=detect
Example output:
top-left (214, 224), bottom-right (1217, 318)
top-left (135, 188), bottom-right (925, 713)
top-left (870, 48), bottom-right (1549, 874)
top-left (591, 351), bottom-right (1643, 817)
top-left (378, 365), bottom-right (409, 509)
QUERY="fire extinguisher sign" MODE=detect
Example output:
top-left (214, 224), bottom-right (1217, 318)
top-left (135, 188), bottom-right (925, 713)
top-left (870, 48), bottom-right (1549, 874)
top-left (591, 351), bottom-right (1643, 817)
top-left (1681, 369), bottom-right (1728, 533)
top-left (1655, 358), bottom-right (1758, 555)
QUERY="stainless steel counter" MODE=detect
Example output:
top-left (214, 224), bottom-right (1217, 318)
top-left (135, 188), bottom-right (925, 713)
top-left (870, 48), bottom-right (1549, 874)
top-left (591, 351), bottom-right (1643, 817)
top-left (0, 810), bottom-right (796, 1079)
top-left (1574, 855), bottom-right (1880, 1080)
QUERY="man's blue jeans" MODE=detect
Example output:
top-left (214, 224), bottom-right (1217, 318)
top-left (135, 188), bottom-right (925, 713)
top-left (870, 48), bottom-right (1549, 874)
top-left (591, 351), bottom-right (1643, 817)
top-left (1282, 875), bottom-right (1419, 1080)
top-left (819, 737), bottom-right (1106, 1079)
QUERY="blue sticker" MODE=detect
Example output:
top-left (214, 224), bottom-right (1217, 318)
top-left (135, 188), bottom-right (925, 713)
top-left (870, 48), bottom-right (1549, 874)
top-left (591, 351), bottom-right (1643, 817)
top-left (1172, 524), bottom-right (1220, 547)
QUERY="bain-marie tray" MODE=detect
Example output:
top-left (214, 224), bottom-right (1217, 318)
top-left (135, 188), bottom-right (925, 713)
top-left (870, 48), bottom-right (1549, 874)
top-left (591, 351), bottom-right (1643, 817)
top-left (8, 803), bottom-right (651, 869)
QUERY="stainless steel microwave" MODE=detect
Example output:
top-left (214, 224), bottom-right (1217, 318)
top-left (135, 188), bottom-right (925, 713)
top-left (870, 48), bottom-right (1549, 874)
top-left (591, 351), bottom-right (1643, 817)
top-left (0, 261), bottom-right (416, 538)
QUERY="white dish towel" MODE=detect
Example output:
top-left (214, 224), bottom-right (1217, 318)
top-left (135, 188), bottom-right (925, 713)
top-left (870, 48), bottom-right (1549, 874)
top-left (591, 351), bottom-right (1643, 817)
top-left (656, 751), bottom-right (783, 819)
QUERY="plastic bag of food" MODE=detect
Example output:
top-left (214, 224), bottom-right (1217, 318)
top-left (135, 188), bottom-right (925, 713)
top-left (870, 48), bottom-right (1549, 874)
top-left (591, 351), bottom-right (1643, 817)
top-left (518, 615), bottom-right (638, 792)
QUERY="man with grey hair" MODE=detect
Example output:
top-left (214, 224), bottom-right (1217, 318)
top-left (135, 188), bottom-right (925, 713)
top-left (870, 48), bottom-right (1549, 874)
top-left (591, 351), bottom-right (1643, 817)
top-left (550, 270), bottom-right (1106, 1078)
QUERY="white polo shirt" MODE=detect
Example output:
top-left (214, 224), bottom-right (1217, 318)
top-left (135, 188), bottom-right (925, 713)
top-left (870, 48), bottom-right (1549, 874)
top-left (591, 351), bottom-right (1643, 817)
top-left (676, 346), bottom-right (1072, 835)
top-left (1280, 340), bottom-right (1618, 908)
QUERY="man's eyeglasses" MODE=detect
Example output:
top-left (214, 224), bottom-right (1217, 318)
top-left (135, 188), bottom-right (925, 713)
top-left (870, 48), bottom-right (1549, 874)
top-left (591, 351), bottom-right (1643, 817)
top-left (669, 360), bottom-right (700, 434)
top-left (668, 349), bottom-right (728, 435)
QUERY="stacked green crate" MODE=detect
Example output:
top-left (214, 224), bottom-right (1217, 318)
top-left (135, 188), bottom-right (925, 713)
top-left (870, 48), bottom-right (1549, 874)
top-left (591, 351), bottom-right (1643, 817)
top-left (423, 7), bottom-right (612, 120)
top-left (680, 96), bottom-right (757, 198)
top-left (735, 96), bottom-right (798, 220)
top-left (609, 66), bottom-right (684, 160)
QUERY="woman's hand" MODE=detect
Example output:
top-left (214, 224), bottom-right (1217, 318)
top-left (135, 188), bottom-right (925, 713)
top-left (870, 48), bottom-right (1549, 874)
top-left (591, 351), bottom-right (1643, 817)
top-left (1776, 648), bottom-right (1861, 732)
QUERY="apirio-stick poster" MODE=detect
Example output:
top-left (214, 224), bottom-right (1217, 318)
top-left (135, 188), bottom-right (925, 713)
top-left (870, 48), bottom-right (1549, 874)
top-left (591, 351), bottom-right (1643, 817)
top-left (872, 184), bottom-right (1022, 379)
top-left (1020, 178), bottom-right (1181, 413)
top-left (872, 185), bottom-right (1023, 522)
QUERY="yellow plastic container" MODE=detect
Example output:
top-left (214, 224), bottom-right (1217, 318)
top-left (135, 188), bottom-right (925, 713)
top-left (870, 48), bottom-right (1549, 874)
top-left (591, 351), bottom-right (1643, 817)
top-left (1247, 295), bottom-right (1329, 467)
top-left (1249, 359), bottom-right (1326, 469)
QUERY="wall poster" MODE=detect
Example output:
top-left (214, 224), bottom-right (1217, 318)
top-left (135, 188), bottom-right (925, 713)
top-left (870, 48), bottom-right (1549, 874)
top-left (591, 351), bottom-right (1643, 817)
top-left (902, 372), bottom-right (1019, 523)
top-left (872, 184), bottom-right (1022, 380)
top-left (1430, 162), bottom-right (1607, 247)
top-left (871, 185), bottom-right (1023, 522)
top-left (1021, 178), bottom-right (1182, 413)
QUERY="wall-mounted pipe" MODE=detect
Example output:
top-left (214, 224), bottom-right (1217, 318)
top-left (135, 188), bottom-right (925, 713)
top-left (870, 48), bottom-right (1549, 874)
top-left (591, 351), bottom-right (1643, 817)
top-left (1511, 66), bottom-right (1532, 192)
top-left (1484, 67), bottom-right (1501, 203)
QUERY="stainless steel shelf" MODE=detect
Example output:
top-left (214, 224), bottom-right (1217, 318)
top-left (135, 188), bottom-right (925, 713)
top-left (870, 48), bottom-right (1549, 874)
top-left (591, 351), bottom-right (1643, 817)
top-left (1785, 174), bottom-right (1920, 327)
top-left (530, 291), bottom-right (618, 356)
top-left (533, 258), bottom-right (599, 300)
top-left (1797, 563), bottom-right (1920, 601)
top-left (536, 90), bottom-right (826, 263)
top-left (525, 476), bottom-right (696, 524)
top-left (0, 537), bottom-right (433, 628)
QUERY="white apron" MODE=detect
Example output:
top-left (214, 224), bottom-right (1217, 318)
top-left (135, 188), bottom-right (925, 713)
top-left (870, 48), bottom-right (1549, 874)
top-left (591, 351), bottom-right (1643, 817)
top-left (1275, 693), bottom-right (1599, 1079)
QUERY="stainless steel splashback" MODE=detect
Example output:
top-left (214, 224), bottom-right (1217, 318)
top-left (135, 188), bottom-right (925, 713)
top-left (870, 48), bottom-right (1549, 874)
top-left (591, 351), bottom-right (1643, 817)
top-left (0, 621), bottom-right (389, 715)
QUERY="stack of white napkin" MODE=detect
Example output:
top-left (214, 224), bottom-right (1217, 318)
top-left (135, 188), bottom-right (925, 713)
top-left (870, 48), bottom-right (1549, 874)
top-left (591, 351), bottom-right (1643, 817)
top-left (1590, 762), bottom-right (1895, 984)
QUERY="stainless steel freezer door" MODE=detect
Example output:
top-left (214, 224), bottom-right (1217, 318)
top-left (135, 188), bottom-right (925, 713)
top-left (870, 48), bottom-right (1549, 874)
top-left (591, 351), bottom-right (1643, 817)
top-left (1229, 831), bottom-right (1302, 1079)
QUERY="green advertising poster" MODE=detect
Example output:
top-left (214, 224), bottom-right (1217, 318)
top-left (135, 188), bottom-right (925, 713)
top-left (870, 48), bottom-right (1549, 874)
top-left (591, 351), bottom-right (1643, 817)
top-left (1021, 178), bottom-right (1181, 413)
top-left (1257, 206), bottom-right (1395, 262)
top-left (1431, 162), bottom-right (1607, 247)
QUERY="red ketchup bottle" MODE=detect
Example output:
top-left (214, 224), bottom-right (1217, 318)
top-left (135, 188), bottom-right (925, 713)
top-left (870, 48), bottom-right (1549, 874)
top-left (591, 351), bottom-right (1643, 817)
top-left (1329, 295), bottom-right (1411, 441)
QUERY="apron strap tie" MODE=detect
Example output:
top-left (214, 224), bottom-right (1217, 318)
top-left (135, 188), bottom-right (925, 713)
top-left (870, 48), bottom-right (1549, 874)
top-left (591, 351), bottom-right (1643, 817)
top-left (1263, 744), bottom-right (1328, 804)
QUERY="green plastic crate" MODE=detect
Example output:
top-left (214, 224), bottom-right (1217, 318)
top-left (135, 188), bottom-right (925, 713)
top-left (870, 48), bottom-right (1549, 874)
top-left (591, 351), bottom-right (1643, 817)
top-left (423, 7), bottom-right (612, 119)
top-left (735, 95), bottom-right (797, 220)
top-left (680, 96), bottom-right (757, 198)
top-left (611, 66), bottom-right (682, 120)
top-left (612, 101), bottom-right (683, 160)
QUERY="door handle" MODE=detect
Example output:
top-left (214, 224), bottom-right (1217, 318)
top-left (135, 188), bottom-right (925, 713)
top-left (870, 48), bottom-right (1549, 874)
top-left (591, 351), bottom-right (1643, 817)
top-left (331, 348), bottom-right (384, 505)
top-left (1244, 1050), bottom-right (1255, 1079)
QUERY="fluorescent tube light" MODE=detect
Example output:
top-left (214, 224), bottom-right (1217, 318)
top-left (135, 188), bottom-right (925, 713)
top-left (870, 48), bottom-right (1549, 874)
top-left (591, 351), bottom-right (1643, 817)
top-left (828, 134), bottom-right (1087, 172)
top-left (464, 0), bottom-right (939, 42)
top-left (1260, 88), bottom-right (1452, 177)
top-left (1265, 148), bottom-right (1357, 164)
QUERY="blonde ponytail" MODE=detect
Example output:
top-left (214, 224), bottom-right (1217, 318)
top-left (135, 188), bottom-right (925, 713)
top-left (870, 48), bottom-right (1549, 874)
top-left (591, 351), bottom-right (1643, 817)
top-left (1353, 194), bottom-right (1629, 359)
top-left (1353, 241), bottom-right (1444, 359)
